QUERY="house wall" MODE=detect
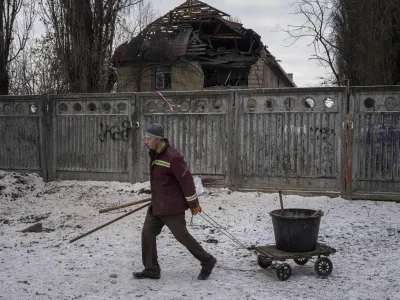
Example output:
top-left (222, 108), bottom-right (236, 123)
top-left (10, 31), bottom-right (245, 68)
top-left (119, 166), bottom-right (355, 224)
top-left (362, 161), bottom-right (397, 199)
top-left (116, 65), bottom-right (152, 92)
top-left (118, 59), bottom-right (293, 91)
top-left (248, 58), bottom-right (265, 88)
top-left (171, 61), bottom-right (204, 91)
top-left (117, 61), bottom-right (204, 92)
top-left (248, 58), bottom-right (294, 88)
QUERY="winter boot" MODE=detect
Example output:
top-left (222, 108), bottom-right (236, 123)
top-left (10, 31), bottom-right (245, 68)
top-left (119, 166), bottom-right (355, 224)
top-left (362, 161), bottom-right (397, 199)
top-left (198, 257), bottom-right (217, 280)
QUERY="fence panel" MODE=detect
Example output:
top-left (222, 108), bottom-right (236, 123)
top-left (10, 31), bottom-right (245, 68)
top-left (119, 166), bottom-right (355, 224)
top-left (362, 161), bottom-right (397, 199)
top-left (350, 86), bottom-right (400, 200)
top-left (48, 93), bottom-right (136, 182)
top-left (135, 90), bottom-right (234, 187)
top-left (0, 96), bottom-right (47, 178)
top-left (235, 88), bottom-right (347, 196)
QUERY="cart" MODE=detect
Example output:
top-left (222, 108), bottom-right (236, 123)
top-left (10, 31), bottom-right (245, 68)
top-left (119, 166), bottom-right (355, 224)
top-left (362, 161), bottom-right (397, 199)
top-left (248, 243), bottom-right (336, 281)
top-left (198, 211), bottom-right (336, 281)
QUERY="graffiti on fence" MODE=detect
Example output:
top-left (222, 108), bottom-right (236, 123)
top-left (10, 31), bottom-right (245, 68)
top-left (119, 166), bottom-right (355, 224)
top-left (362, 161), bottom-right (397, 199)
top-left (365, 124), bottom-right (400, 145)
top-left (283, 125), bottom-right (336, 136)
top-left (310, 127), bottom-right (336, 135)
top-left (364, 124), bottom-right (400, 167)
top-left (99, 120), bottom-right (133, 142)
top-left (284, 125), bottom-right (307, 134)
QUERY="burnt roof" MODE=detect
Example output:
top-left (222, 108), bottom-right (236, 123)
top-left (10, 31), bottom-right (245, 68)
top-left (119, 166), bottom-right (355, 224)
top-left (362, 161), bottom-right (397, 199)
top-left (113, 0), bottom-right (263, 62)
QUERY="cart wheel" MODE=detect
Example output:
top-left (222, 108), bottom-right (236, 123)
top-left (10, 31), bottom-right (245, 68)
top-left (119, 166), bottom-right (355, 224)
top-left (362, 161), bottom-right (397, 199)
top-left (257, 256), bottom-right (271, 269)
top-left (314, 257), bottom-right (333, 276)
top-left (276, 263), bottom-right (292, 281)
top-left (293, 257), bottom-right (309, 265)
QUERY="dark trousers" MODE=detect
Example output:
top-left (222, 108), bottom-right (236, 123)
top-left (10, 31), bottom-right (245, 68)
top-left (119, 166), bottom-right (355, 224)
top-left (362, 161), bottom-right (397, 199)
top-left (141, 207), bottom-right (214, 274)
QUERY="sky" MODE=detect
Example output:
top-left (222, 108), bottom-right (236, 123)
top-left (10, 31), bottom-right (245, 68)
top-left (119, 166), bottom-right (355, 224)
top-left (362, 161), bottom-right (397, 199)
top-left (1, 170), bottom-right (400, 299)
top-left (152, 0), bottom-right (327, 87)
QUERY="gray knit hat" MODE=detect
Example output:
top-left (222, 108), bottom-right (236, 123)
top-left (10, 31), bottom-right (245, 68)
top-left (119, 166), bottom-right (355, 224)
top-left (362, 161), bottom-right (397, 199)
top-left (146, 123), bottom-right (164, 139)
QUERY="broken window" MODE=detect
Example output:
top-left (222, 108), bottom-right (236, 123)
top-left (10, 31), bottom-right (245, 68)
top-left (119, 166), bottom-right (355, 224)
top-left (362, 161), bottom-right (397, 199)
top-left (155, 66), bottom-right (171, 89)
top-left (203, 68), bottom-right (249, 88)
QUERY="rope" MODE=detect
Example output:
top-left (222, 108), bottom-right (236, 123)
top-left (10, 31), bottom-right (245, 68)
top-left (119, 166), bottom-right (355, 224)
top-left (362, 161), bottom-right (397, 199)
top-left (195, 210), bottom-right (251, 252)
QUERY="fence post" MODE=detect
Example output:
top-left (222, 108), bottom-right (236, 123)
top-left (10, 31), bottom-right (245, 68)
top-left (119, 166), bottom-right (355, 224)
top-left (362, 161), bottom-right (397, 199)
top-left (345, 83), bottom-right (353, 200)
top-left (229, 89), bottom-right (239, 190)
top-left (130, 93), bottom-right (139, 183)
top-left (46, 94), bottom-right (56, 181)
top-left (340, 81), bottom-right (353, 200)
top-left (40, 94), bottom-right (49, 181)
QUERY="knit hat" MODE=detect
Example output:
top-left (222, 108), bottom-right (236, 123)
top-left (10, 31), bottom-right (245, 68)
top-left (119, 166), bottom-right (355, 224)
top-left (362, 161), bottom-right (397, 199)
top-left (146, 123), bottom-right (164, 139)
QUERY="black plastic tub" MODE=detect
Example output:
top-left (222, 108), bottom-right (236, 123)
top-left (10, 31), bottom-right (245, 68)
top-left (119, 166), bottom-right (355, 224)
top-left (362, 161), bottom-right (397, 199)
top-left (270, 209), bottom-right (321, 252)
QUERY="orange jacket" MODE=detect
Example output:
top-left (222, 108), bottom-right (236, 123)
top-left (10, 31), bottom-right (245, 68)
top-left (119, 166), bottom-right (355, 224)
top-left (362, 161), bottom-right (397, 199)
top-left (149, 140), bottom-right (199, 215)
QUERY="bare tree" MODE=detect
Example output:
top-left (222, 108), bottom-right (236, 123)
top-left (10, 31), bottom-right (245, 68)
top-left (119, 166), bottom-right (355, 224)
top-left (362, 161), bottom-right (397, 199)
top-left (39, 0), bottom-right (144, 93)
top-left (0, 0), bottom-right (35, 95)
top-left (282, 0), bottom-right (341, 85)
top-left (333, 0), bottom-right (400, 85)
top-left (8, 41), bottom-right (36, 95)
top-left (285, 0), bottom-right (400, 86)
top-left (114, 0), bottom-right (155, 49)
top-left (9, 32), bottom-right (69, 95)
top-left (112, 0), bottom-right (157, 92)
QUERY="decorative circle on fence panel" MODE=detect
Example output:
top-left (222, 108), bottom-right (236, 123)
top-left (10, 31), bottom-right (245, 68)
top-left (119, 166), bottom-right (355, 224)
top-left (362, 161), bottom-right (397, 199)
top-left (16, 104), bottom-right (24, 114)
top-left (213, 99), bottom-right (223, 111)
top-left (384, 97), bottom-right (398, 111)
top-left (148, 101), bottom-right (157, 112)
top-left (304, 97), bottom-right (315, 108)
top-left (118, 102), bottom-right (127, 112)
top-left (59, 103), bottom-right (68, 112)
top-left (103, 103), bottom-right (111, 112)
top-left (180, 101), bottom-right (189, 112)
top-left (30, 104), bottom-right (37, 114)
top-left (324, 97), bottom-right (334, 108)
top-left (3, 104), bottom-right (11, 114)
top-left (73, 103), bottom-right (82, 112)
top-left (364, 98), bottom-right (375, 109)
top-left (247, 99), bottom-right (257, 111)
top-left (284, 97), bottom-right (295, 110)
top-left (88, 103), bottom-right (97, 112)
top-left (265, 98), bottom-right (276, 110)
top-left (196, 100), bottom-right (207, 112)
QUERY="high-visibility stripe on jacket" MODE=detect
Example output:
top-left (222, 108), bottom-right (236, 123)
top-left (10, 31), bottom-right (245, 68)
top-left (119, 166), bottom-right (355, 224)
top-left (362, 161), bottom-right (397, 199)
top-left (185, 194), bottom-right (198, 202)
top-left (148, 140), bottom-right (199, 215)
top-left (152, 160), bottom-right (171, 168)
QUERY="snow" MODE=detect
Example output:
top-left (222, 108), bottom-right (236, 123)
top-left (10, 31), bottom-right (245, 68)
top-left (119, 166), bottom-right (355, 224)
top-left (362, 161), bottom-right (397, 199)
top-left (0, 170), bottom-right (399, 300)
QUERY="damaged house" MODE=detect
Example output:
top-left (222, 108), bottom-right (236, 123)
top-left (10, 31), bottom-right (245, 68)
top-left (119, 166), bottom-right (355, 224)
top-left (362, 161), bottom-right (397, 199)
top-left (113, 0), bottom-right (296, 92)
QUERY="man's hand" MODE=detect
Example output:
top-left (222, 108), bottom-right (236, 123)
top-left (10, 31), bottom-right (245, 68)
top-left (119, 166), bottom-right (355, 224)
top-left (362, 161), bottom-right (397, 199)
top-left (190, 205), bottom-right (201, 215)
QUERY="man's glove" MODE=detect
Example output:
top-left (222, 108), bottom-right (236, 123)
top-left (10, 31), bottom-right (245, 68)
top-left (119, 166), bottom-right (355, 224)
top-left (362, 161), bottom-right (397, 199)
top-left (190, 205), bottom-right (201, 215)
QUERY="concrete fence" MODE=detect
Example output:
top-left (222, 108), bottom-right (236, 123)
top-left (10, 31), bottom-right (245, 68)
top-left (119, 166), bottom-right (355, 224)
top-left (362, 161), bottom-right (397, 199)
top-left (1, 86), bottom-right (399, 200)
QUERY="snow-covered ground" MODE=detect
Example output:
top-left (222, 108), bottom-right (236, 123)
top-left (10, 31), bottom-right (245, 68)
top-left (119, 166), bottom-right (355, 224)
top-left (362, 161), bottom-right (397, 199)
top-left (0, 170), bottom-right (399, 300)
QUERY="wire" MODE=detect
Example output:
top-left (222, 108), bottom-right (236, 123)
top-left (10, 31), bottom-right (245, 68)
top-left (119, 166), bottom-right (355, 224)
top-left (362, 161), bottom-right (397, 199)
top-left (197, 210), bottom-right (252, 252)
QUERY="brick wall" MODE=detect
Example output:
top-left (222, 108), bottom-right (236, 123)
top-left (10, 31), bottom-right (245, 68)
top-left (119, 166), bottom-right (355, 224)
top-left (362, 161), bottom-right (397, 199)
top-left (248, 58), bottom-right (293, 88)
top-left (171, 61), bottom-right (204, 91)
top-left (248, 58), bottom-right (265, 88)
top-left (116, 65), bottom-right (152, 92)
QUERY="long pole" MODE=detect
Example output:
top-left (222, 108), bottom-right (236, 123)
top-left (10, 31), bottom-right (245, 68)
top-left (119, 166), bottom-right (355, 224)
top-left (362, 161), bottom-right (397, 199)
top-left (278, 190), bottom-right (285, 216)
top-left (69, 203), bottom-right (150, 243)
top-left (99, 197), bottom-right (151, 213)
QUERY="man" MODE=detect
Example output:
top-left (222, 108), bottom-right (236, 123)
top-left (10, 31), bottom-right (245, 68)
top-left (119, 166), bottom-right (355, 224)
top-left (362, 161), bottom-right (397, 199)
top-left (133, 123), bottom-right (216, 280)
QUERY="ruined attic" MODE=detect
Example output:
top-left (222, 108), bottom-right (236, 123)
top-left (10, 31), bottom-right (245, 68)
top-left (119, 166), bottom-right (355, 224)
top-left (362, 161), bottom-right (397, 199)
top-left (113, 0), bottom-right (296, 92)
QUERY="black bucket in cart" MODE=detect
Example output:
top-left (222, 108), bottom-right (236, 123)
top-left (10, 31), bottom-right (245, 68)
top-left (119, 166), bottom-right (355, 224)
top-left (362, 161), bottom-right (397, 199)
top-left (270, 209), bottom-right (321, 252)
